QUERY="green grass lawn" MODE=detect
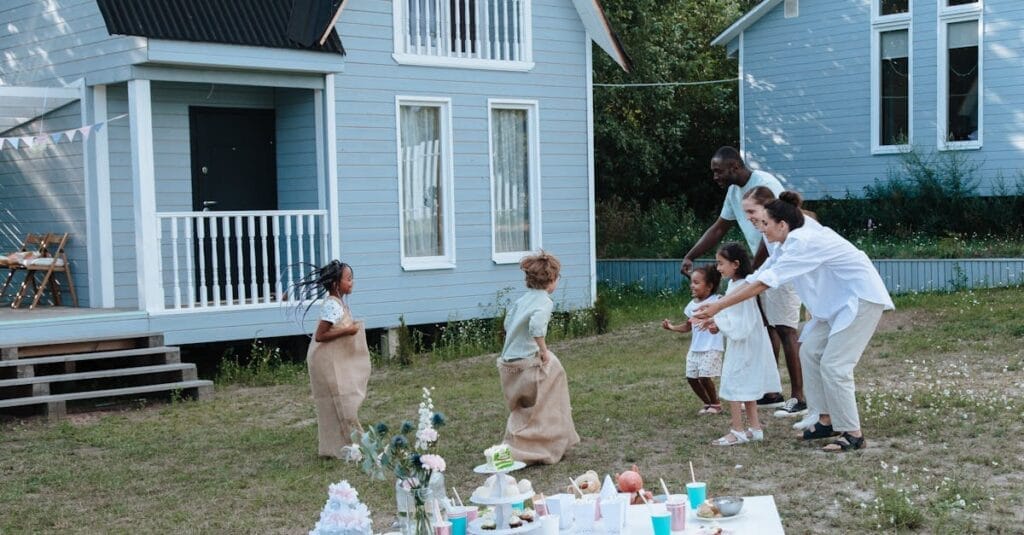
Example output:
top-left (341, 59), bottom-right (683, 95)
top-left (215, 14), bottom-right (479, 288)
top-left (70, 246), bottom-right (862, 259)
top-left (2, 287), bottom-right (1023, 534)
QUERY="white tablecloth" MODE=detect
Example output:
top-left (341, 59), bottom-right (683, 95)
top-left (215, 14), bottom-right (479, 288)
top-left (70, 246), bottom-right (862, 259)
top-left (562, 495), bottom-right (784, 535)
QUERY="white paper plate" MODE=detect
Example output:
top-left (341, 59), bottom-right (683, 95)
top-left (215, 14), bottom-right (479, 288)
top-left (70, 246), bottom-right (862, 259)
top-left (473, 461), bottom-right (527, 474)
top-left (694, 509), bottom-right (745, 522)
top-left (467, 516), bottom-right (542, 535)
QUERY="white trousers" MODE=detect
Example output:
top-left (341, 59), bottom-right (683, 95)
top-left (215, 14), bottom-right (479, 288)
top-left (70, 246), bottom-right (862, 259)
top-left (799, 300), bottom-right (884, 432)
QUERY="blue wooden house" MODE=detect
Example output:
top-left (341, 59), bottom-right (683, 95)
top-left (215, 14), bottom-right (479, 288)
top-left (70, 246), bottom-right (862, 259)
top-left (712, 0), bottom-right (1019, 198)
top-left (0, 0), bottom-right (630, 347)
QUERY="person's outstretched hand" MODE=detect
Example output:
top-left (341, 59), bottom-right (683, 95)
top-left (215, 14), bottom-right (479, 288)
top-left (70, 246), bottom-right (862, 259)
top-left (680, 257), bottom-right (694, 276)
top-left (661, 319), bottom-right (672, 330)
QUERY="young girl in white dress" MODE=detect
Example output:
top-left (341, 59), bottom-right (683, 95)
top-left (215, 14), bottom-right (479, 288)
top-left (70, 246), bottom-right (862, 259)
top-left (702, 243), bottom-right (782, 446)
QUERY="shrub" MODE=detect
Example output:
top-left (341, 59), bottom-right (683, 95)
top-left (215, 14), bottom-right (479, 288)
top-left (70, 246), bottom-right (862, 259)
top-left (217, 338), bottom-right (305, 386)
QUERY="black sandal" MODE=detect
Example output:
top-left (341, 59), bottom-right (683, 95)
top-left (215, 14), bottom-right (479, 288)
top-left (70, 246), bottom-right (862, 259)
top-left (801, 422), bottom-right (839, 440)
top-left (823, 432), bottom-right (866, 452)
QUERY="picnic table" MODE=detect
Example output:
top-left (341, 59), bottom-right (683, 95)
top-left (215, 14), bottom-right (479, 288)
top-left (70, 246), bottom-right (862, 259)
top-left (619, 495), bottom-right (784, 534)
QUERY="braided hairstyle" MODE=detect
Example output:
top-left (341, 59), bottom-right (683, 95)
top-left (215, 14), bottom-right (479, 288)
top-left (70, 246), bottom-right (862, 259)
top-left (290, 260), bottom-right (353, 325)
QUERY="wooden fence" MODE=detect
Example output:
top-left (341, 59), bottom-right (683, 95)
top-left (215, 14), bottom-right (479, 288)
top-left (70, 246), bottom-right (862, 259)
top-left (596, 258), bottom-right (1024, 295)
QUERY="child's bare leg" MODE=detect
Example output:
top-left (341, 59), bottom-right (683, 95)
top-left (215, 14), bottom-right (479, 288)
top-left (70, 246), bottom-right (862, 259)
top-left (700, 377), bottom-right (720, 405)
top-left (745, 401), bottom-right (762, 430)
top-left (687, 378), bottom-right (711, 405)
top-left (729, 401), bottom-right (745, 431)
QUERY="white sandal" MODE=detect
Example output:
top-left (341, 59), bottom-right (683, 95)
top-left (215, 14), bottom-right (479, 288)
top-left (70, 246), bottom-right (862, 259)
top-left (747, 427), bottom-right (765, 441)
top-left (711, 428), bottom-right (750, 446)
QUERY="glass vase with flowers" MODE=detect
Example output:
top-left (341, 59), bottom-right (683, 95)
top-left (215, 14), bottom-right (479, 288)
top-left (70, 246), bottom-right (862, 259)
top-left (347, 387), bottom-right (447, 535)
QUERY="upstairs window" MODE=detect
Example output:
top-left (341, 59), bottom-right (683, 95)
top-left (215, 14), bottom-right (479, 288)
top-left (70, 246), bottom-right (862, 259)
top-left (939, 1), bottom-right (982, 149)
top-left (394, 0), bottom-right (534, 71)
top-left (871, 1), bottom-right (911, 152)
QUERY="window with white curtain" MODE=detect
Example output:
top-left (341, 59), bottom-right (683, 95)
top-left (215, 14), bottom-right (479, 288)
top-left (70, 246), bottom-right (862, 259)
top-left (489, 100), bottom-right (540, 263)
top-left (397, 97), bottom-right (455, 269)
top-left (939, 1), bottom-right (982, 149)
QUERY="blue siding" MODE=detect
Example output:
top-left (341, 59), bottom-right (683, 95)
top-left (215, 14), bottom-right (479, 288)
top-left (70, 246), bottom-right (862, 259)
top-left (0, 103), bottom-right (91, 306)
top-left (740, 0), bottom-right (1024, 199)
top-left (334, 0), bottom-right (595, 328)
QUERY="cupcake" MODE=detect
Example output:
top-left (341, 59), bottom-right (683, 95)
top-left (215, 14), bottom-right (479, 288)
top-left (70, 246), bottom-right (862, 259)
top-left (518, 508), bottom-right (535, 522)
top-left (507, 515), bottom-right (523, 528)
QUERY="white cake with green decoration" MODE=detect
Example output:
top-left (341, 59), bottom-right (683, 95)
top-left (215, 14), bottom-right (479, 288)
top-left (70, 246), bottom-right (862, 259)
top-left (484, 444), bottom-right (515, 471)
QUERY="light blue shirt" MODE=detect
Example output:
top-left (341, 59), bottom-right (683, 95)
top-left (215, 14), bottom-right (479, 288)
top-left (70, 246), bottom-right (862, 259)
top-left (500, 289), bottom-right (553, 361)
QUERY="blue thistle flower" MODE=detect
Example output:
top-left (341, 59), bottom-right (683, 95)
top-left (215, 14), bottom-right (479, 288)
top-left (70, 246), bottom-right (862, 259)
top-left (391, 435), bottom-right (409, 449)
top-left (410, 453), bottom-right (421, 467)
top-left (400, 420), bottom-right (415, 434)
top-left (431, 412), bottom-right (446, 427)
top-left (375, 423), bottom-right (389, 435)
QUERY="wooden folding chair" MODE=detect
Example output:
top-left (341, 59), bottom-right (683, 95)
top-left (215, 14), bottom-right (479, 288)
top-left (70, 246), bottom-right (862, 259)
top-left (0, 233), bottom-right (49, 303)
top-left (11, 233), bottom-right (78, 309)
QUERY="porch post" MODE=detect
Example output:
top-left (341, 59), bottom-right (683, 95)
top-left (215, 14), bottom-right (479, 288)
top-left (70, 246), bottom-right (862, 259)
top-left (83, 84), bottom-right (115, 308)
top-left (323, 74), bottom-right (340, 259)
top-left (128, 79), bottom-right (162, 313)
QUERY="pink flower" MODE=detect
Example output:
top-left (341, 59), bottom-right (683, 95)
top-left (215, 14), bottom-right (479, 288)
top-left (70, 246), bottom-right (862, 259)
top-left (419, 454), bottom-right (446, 473)
top-left (416, 428), bottom-right (438, 443)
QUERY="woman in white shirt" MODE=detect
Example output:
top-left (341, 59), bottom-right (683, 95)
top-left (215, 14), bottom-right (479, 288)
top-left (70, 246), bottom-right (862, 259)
top-left (695, 192), bottom-right (894, 452)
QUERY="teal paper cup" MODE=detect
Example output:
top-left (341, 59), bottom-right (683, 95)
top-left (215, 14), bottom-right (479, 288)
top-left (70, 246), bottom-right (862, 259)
top-left (686, 482), bottom-right (707, 510)
top-left (650, 508), bottom-right (671, 535)
top-left (448, 514), bottom-right (467, 535)
top-left (511, 501), bottom-right (525, 512)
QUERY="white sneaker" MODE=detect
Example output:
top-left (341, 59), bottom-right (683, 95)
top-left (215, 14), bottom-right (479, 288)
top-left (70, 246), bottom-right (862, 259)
top-left (773, 398), bottom-right (808, 418)
top-left (793, 412), bottom-right (819, 430)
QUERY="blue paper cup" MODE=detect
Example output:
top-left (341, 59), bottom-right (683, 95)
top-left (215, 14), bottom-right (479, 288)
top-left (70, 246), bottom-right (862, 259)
top-left (449, 514), bottom-right (467, 535)
top-left (650, 509), bottom-right (671, 535)
top-left (512, 501), bottom-right (525, 512)
top-left (686, 482), bottom-right (707, 510)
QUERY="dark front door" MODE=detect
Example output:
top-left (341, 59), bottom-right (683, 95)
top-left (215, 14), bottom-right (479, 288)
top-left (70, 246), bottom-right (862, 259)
top-left (189, 107), bottom-right (278, 304)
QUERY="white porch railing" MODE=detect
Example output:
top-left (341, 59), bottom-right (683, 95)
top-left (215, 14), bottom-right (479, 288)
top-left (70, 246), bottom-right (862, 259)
top-left (156, 210), bottom-right (329, 311)
top-left (400, 0), bottom-right (530, 62)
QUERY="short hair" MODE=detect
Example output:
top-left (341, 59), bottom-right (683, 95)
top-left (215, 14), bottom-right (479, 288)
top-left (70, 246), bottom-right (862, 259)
top-left (520, 251), bottom-right (561, 289)
top-left (712, 146), bottom-right (745, 166)
top-left (691, 264), bottom-right (722, 295)
top-left (716, 242), bottom-right (753, 278)
top-left (764, 191), bottom-right (806, 230)
top-left (742, 185), bottom-right (777, 206)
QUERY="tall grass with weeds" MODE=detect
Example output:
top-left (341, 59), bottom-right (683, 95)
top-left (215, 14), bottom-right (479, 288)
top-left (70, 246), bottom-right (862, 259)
top-left (216, 338), bottom-right (306, 386)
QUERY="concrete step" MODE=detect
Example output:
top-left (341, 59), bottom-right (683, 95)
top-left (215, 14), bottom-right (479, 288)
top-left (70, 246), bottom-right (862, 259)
top-left (0, 346), bottom-right (179, 368)
top-left (0, 380), bottom-right (214, 409)
top-left (0, 363), bottom-right (195, 388)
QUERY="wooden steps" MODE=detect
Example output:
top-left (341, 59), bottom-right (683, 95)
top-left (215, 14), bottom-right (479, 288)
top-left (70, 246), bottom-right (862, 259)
top-left (0, 333), bottom-right (212, 420)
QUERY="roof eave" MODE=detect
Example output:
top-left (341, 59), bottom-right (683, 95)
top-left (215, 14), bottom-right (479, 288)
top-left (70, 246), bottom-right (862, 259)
top-left (572, 0), bottom-right (633, 72)
top-left (711, 0), bottom-right (783, 47)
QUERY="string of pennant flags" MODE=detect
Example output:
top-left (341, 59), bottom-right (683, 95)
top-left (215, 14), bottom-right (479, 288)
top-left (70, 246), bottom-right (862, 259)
top-left (0, 113), bottom-right (128, 151)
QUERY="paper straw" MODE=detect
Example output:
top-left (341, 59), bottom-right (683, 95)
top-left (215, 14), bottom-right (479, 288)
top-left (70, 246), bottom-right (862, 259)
top-left (660, 478), bottom-right (671, 499)
top-left (432, 497), bottom-right (444, 523)
top-left (637, 488), bottom-right (653, 516)
top-left (689, 461), bottom-right (696, 484)
top-left (568, 477), bottom-right (584, 498)
top-left (452, 487), bottom-right (463, 507)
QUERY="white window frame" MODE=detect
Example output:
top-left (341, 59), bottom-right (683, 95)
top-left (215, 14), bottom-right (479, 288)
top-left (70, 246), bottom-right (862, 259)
top-left (395, 96), bottom-right (457, 271)
top-left (871, 2), bottom-right (912, 154)
top-left (391, 0), bottom-right (534, 72)
top-left (937, 0), bottom-right (983, 151)
top-left (487, 99), bottom-right (542, 264)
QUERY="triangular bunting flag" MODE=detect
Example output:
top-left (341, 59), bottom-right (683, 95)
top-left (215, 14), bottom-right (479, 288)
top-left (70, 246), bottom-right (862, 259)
top-left (34, 135), bottom-right (51, 147)
top-left (78, 125), bottom-right (92, 140)
top-left (20, 136), bottom-right (35, 148)
top-left (63, 129), bottom-right (76, 142)
top-left (94, 122), bottom-right (104, 133)
top-left (8, 138), bottom-right (21, 149)
top-left (50, 132), bottom-right (63, 143)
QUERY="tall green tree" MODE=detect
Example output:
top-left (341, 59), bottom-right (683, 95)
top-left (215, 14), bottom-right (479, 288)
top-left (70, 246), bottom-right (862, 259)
top-left (593, 0), bottom-right (759, 217)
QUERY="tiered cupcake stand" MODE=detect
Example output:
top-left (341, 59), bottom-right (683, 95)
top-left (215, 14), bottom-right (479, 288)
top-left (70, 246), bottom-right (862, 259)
top-left (467, 461), bottom-right (542, 535)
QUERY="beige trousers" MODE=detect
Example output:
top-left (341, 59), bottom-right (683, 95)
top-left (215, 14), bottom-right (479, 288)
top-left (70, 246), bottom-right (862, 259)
top-left (799, 300), bottom-right (884, 432)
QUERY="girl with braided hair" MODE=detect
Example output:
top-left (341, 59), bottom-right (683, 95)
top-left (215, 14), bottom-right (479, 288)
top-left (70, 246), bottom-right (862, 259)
top-left (295, 260), bottom-right (371, 458)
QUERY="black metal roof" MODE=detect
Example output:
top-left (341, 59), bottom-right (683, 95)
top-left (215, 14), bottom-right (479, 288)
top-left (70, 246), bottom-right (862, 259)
top-left (96, 0), bottom-right (344, 55)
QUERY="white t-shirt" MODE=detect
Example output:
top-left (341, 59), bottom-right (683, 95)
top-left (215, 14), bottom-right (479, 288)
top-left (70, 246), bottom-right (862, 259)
top-left (683, 294), bottom-right (725, 352)
top-left (319, 297), bottom-right (346, 324)
top-left (719, 169), bottom-right (784, 254)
